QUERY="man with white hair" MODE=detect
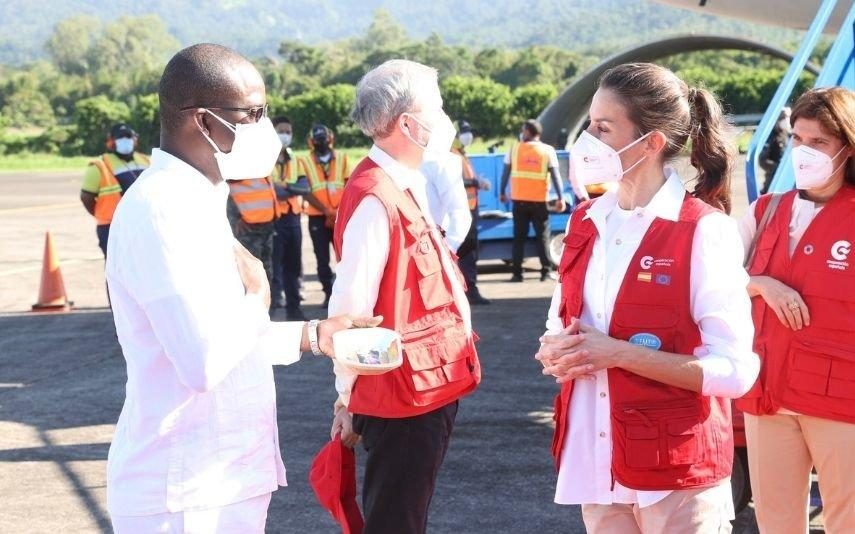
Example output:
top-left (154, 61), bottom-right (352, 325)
top-left (328, 59), bottom-right (482, 533)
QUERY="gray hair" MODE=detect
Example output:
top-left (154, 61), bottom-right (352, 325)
top-left (351, 59), bottom-right (439, 139)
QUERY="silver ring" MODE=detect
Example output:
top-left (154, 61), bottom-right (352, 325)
top-left (788, 302), bottom-right (800, 310)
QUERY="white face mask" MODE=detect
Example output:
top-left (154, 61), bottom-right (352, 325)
top-left (115, 137), bottom-right (134, 155)
top-left (202, 111), bottom-right (282, 181)
top-left (458, 131), bottom-right (474, 147)
top-left (404, 112), bottom-right (457, 158)
top-left (791, 144), bottom-right (846, 190)
top-left (278, 132), bottom-right (292, 148)
top-left (570, 130), bottom-right (651, 185)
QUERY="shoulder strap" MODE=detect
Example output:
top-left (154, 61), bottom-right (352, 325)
top-left (744, 193), bottom-right (783, 268)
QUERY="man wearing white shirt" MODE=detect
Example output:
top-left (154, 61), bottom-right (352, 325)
top-left (105, 43), bottom-right (377, 533)
top-left (327, 59), bottom-right (481, 534)
top-left (421, 150), bottom-right (472, 253)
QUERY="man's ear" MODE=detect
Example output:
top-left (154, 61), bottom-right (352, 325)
top-left (193, 110), bottom-right (210, 136)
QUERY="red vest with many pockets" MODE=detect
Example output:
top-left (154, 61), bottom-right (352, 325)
top-left (736, 186), bottom-right (855, 423)
top-left (333, 157), bottom-right (481, 418)
top-left (551, 194), bottom-right (734, 491)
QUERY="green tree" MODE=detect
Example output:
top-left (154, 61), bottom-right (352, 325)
top-left (45, 15), bottom-right (100, 76)
top-left (512, 83), bottom-right (558, 126)
top-left (441, 76), bottom-right (515, 139)
top-left (129, 93), bottom-right (160, 153)
top-left (351, 9), bottom-right (409, 53)
top-left (73, 95), bottom-right (131, 155)
top-left (275, 84), bottom-right (364, 147)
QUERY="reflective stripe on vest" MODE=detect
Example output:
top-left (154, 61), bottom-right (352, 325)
top-left (552, 195), bottom-right (733, 490)
top-left (333, 158), bottom-right (481, 418)
top-left (737, 186), bottom-right (855, 423)
top-left (272, 160), bottom-right (302, 215)
top-left (90, 156), bottom-right (122, 225)
top-left (228, 177), bottom-right (278, 224)
top-left (510, 142), bottom-right (549, 202)
top-left (302, 152), bottom-right (347, 216)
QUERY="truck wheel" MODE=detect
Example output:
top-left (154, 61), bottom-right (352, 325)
top-left (549, 232), bottom-right (565, 267)
top-left (732, 447), bottom-right (752, 515)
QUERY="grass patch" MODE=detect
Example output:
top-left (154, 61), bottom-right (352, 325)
top-left (0, 153), bottom-right (94, 173)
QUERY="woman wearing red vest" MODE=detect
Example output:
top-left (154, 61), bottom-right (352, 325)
top-left (536, 63), bottom-right (759, 533)
top-left (737, 87), bottom-right (855, 534)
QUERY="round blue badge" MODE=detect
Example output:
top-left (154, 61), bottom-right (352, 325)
top-left (628, 333), bottom-right (662, 350)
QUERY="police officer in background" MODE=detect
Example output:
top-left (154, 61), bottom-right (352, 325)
top-left (453, 120), bottom-right (491, 304)
top-left (302, 124), bottom-right (351, 308)
top-left (499, 119), bottom-right (565, 282)
top-left (270, 116), bottom-right (308, 320)
top-left (80, 123), bottom-right (150, 257)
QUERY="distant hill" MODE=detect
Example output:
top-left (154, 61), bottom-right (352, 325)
top-left (0, 0), bottom-right (802, 65)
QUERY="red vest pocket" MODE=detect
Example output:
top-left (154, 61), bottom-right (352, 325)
top-left (801, 274), bottom-right (855, 332)
top-left (785, 338), bottom-right (855, 417)
top-left (613, 401), bottom-right (704, 471)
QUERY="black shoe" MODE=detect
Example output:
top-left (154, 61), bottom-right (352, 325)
top-left (541, 271), bottom-right (558, 282)
top-left (285, 306), bottom-right (307, 321)
top-left (468, 293), bottom-right (491, 305)
top-left (509, 274), bottom-right (523, 283)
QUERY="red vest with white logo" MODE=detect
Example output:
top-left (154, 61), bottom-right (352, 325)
top-left (552, 194), bottom-right (733, 491)
top-left (736, 186), bottom-right (855, 423)
top-left (333, 158), bottom-right (481, 418)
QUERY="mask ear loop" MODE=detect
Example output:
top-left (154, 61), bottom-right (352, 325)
top-left (402, 113), bottom-right (431, 150)
top-left (615, 131), bottom-right (654, 211)
top-left (199, 110), bottom-right (237, 154)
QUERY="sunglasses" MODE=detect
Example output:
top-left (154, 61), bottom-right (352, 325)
top-left (180, 104), bottom-right (268, 123)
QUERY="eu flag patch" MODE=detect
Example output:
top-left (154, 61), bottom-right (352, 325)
top-left (655, 274), bottom-right (671, 286)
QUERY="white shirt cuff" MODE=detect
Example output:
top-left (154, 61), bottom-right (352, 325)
top-left (697, 348), bottom-right (760, 399)
top-left (259, 320), bottom-right (305, 366)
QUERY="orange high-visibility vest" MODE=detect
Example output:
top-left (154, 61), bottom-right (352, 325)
top-left (453, 147), bottom-right (478, 211)
top-left (89, 153), bottom-right (150, 225)
top-left (302, 151), bottom-right (349, 216)
top-left (228, 177), bottom-right (281, 224)
top-left (272, 159), bottom-right (302, 215)
top-left (509, 141), bottom-right (550, 202)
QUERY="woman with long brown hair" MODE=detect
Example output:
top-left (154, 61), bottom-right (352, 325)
top-left (737, 86), bottom-right (855, 534)
top-left (536, 63), bottom-right (759, 532)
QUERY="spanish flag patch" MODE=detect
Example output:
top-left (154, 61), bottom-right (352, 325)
top-left (637, 272), bottom-right (652, 283)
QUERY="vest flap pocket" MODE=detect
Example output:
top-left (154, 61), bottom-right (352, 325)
top-left (802, 273), bottom-right (855, 300)
top-left (413, 245), bottom-right (442, 276)
top-left (801, 273), bottom-right (855, 331)
top-left (405, 331), bottom-right (472, 392)
top-left (626, 424), bottom-right (659, 440)
top-left (789, 338), bottom-right (855, 399)
top-left (614, 401), bottom-right (703, 470)
top-left (612, 304), bottom-right (679, 329)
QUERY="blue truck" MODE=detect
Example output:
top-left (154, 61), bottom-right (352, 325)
top-left (468, 150), bottom-right (582, 266)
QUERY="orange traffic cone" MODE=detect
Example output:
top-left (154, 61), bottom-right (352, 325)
top-left (32, 231), bottom-right (73, 312)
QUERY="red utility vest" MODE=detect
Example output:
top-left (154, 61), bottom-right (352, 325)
top-left (333, 158), bottom-right (481, 418)
top-left (737, 186), bottom-right (855, 423)
top-left (552, 195), bottom-right (733, 491)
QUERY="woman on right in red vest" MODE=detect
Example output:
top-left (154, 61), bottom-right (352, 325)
top-left (737, 86), bottom-right (855, 534)
top-left (536, 63), bottom-right (760, 533)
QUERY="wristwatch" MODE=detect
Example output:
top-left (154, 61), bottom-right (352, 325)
top-left (307, 319), bottom-right (324, 356)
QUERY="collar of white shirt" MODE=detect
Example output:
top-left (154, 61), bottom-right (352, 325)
top-left (585, 166), bottom-right (685, 226)
top-left (368, 144), bottom-right (425, 193)
top-left (148, 148), bottom-right (230, 200)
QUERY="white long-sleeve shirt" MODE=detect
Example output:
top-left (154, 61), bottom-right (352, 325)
top-left (329, 145), bottom-right (472, 405)
top-left (422, 151), bottom-right (472, 252)
top-left (105, 148), bottom-right (303, 516)
top-left (546, 168), bottom-right (758, 510)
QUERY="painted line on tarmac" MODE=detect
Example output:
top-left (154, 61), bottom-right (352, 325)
top-left (0, 202), bottom-right (79, 214)
top-left (0, 258), bottom-right (97, 277)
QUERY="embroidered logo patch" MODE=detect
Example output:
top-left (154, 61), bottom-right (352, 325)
top-left (629, 333), bottom-right (662, 350)
top-left (655, 274), bottom-right (671, 286)
top-left (640, 255), bottom-right (654, 270)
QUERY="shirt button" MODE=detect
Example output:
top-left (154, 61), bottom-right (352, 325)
top-left (600, 392), bottom-right (607, 398)
top-left (596, 312), bottom-right (602, 319)
top-left (616, 239), bottom-right (622, 245)
top-left (637, 211), bottom-right (644, 218)
top-left (599, 432), bottom-right (607, 438)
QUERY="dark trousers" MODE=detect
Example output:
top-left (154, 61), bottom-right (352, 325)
top-left (272, 215), bottom-right (302, 309)
top-left (352, 401), bottom-right (459, 534)
top-left (457, 209), bottom-right (480, 296)
top-left (234, 220), bottom-right (276, 288)
top-left (96, 224), bottom-right (110, 258)
top-left (511, 200), bottom-right (551, 276)
top-left (308, 215), bottom-right (334, 295)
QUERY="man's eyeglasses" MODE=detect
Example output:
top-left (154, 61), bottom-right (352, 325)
top-left (180, 104), bottom-right (268, 123)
